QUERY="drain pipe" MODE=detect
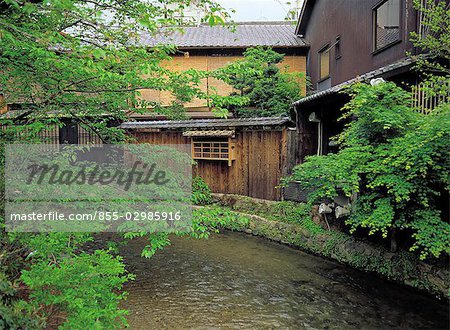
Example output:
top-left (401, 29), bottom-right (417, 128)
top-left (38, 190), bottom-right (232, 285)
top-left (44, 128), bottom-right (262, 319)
top-left (308, 112), bottom-right (322, 156)
top-left (317, 120), bottom-right (323, 156)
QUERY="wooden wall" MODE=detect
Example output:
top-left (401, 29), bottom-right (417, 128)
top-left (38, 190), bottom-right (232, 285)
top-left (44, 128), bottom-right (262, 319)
top-left (301, 0), bottom-right (418, 90)
top-left (137, 51), bottom-right (307, 117)
top-left (131, 128), bottom-right (294, 200)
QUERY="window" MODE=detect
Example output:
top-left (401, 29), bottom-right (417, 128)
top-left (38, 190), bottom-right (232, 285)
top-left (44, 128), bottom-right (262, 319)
top-left (318, 45), bottom-right (330, 80)
top-left (373, 0), bottom-right (401, 51)
top-left (191, 137), bottom-right (236, 166)
top-left (335, 36), bottom-right (341, 59)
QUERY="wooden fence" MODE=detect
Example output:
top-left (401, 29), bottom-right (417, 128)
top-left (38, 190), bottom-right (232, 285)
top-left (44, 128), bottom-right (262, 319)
top-left (0, 123), bottom-right (103, 145)
top-left (131, 128), bottom-right (299, 200)
top-left (411, 81), bottom-right (450, 114)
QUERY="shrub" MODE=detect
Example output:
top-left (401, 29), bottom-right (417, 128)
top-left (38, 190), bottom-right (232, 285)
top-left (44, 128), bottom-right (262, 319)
top-left (192, 176), bottom-right (213, 205)
top-left (0, 271), bottom-right (44, 330)
top-left (286, 82), bottom-right (450, 259)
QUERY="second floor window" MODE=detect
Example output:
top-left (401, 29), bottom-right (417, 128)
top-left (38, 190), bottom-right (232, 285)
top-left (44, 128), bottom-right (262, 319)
top-left (319, 45), bottom-right (330, 80)
top-left (374, 0), bottom-right (401, 51)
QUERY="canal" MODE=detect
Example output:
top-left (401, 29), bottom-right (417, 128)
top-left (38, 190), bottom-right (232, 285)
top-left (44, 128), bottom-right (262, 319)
top-left (121, 231), bottom-right (449, 329)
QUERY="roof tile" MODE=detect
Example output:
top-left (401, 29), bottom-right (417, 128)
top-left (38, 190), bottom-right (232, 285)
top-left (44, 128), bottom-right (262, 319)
top-left (141, 22), bottom-right (307, 48)
top-left (121, 117), bottom-right (291, 129)
top-left (293, 57), bottom-right (416, 107)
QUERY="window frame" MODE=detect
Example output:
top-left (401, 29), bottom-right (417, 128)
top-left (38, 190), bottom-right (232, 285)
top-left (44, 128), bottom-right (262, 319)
top-left (318, 43), bottom-right (331, 82)
top-left (335, 36), bottom-right (342, 60)
top-left (191, 137), bottom-right (236, 166)
top-left (372, 0), bottom-right (403, 54)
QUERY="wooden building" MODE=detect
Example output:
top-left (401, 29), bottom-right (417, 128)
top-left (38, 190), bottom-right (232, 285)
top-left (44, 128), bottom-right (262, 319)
top-left (122, 117), bottom-right (299, 200)
top-left (291, 0), bottom-right (443, 162)
top-left (135, 21), bottom-right (308, 119)
top-left (295, 0), bottom-right (422, 92)
top-left (122, 22), bottom-right (309, 201)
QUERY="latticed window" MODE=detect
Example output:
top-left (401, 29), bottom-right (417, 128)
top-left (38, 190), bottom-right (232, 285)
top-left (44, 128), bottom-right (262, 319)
top-left (184, 131), bottom-right (236, 166)
top-left (193, 140), bottom-right (230, 159)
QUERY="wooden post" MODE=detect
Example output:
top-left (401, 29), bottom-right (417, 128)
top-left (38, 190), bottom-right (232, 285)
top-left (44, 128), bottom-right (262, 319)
top-left (0, 94), bottom-right (7, 114)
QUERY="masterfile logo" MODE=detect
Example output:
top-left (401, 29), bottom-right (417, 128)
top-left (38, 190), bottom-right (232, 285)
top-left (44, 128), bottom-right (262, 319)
top-left (5, 144), bottom-right (192, 233)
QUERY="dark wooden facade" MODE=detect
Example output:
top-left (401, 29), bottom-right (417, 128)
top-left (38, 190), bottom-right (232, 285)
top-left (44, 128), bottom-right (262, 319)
top-left (292, 0), bottom-right (432, 165)
top-left (125, 119), bottom-right (299, 201)
top-left (294, 94), bottom-right (346, 162)
top-left (296, 0), bottom-right (420, 91)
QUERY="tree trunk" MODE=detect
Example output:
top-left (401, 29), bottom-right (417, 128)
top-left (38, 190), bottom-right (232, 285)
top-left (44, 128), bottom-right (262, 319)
top-left (390, 228), bottom-right (398, 253)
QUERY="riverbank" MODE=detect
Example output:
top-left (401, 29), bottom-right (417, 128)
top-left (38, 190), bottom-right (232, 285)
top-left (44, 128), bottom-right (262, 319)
top-left (208, 193), bottom-right (450, 300)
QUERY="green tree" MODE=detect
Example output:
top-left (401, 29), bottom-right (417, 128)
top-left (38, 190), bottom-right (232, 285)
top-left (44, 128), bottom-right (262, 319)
top-left (287, 82), bottom-right (450, 259)
top-left (214, 47), bottom-right (306, 118)
top-left (0, 0), bottom-right (231, 139)
top-left (0, 0), bottom-right (235, 327)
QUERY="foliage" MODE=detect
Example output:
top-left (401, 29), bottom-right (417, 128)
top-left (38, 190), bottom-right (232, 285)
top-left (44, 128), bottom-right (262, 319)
top-left (243, 200), bottom-right (323, 234)
top-left (0, 283), bottom-right (42, 329)
top-left (261, 201), bottom-right (308, 223)
top-left (0, 0), bottom-right (235, 327)
top-left (286, 82), bottom-right (450, 259)
top-left (410, 0), bottom-right (450, 93)
top-left (270, 202), bottom-right (325, 235)
top-left (0, 0), bottom-right (231, 140)
top-left (0, 256), bottom-right (44, 329)
top-left (192, 206), bottom-right (250, 233)
top-left (0, 230), bottom-right (133, 329)
top-left (214, 47), bottom-right (305, 118)
top-left (192, 176), bottom-right (213, 205)
top-left (21, 243), bottom-right (133, 329)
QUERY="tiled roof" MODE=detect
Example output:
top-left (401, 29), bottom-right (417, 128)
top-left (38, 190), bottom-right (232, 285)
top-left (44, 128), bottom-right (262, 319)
top-left (140, 21), bottom-right (307, 48)
top-left (293, 57), bottom-right (416, 107)
top-left (0, 109), bottom-right (29, 119)
top-left (121, 117), bottom-right (291, 129)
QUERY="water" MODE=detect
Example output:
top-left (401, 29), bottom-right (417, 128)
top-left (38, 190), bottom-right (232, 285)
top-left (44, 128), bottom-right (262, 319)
top-left (121, 231), bottom-right (449, 329)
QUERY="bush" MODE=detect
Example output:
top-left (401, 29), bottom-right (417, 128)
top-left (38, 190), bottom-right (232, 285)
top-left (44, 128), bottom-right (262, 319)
top-left (192, 206), bottom-right (250, 235)
top-left (192, 176), bottom-right (213, 205)
top-left (0, 271), bottom-right (44, 329)
top-left (286, 82), bottom-right (450, 259)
